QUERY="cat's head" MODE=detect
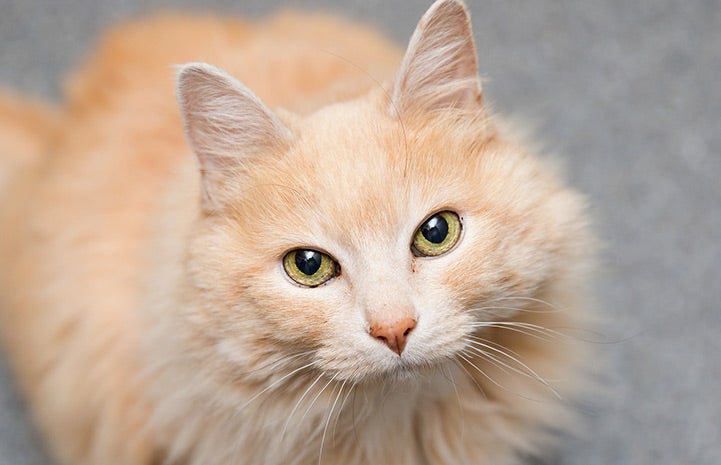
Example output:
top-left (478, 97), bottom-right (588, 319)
top-left (174, 0), bottom-right (588, 386)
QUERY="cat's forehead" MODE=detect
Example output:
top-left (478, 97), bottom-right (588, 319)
top-left (241, 101), bottom-right (456, 249)
top-left (234, 98), bottom-right (502, 258)
top-left (285, 102), bottom-right (414, 242)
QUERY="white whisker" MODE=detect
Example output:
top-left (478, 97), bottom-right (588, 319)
top-left (244, 350), bottom-right (316, 378)
top-left (452, 359), bottom-right (487, 400)
top-left (239, 360), bottom-right (316, 412)
top-left (300, 373), bottom-right (339, 425)
top-left (457, 352), bottom-right (508, 393)
top-left (332, 380), bottom-right (356, 446)
top-left (318, 379), bottom-right (346, 465)
top-left (483, 295), bottom-right (566, 312)
top-left (471, 321), bottom-right (564, 342)
top-left (442, 365), bottom-right (465, 441)
top-left (462, 341), bottom-right (515, 377)
top-left (463, 339), bottom-right (554, 387)
top-left (465, 334), bottom-right (525, 360)
top-left (463, 337), bottom-right (560, 399)
top-left (282, 372), bottom-right (325, 440)
top-left (458, 352), bottom-right (555, 403)
top-left (466, 305), bottom-right (523, 315)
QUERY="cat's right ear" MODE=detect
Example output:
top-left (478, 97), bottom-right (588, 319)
top-left (391, 0), bottom-right (482, 115)
top-left (176, 63), bottom-right (292, 212)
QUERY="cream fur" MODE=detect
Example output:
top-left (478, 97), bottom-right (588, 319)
top-left (0, 2), bottom-right (595, 465)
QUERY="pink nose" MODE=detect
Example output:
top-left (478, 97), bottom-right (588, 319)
top-left (369, 317), bottom-right (417, 355)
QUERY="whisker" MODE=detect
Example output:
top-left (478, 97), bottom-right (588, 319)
top-left (442, 365), bottom-right (465, 441)
top-left (332, 380), bottom-right (356, 446)
top-left (476, 323), bottom-right (556, 342)
top-left (457, 352), bottom-right (508, 393)
top-left (244, 350), bottom-right (316, 378)
top-left (282, 372), bottom-right (325, 440)
top-left (489, 321), bottom-right (565, 334)
top-left (467, 334), bottom-right (564, 383)
top-left (483, 295), bottom-right (566, 312)
top-left (463, 339), bottom-right (559, 388)
top-left (470, 323), bottom-right (554, 342)
top-left (548, 326), bottom-right (631, 345)
top-left (458, 352), bottom-right (554, 403)
top-left (350, 383), bottom-right (360, 444)
top-left (465, 334), bottom-right (525, 360)
top-left (300, 373), bottom-right (339, 425)
top-left (462, 341), bottom-right (516, 377)
top-left (452, 359), bottom-right (487, 400)
top-left (466, 303), bottom-right (561, 316)
top-left (463, 341), bottom-right (561, 387)
top-left (239, 360), bottom-right (316, 411)
top-left (463, 337), bottom-right (561, 399)
top-left (471, 321), bottom-right (564, 342)
top-left (318, 379), bottom-right (347, 465)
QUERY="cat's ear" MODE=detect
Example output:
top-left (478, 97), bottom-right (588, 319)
top-left (391, 0), bottom-right (482, 114)
top-left (176, 63), bottom-right (292, 211)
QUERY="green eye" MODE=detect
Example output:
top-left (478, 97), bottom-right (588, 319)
top-left (283, 249), bottom-right (340, 287)
top-left (412, 211), bottom-right (462, 257)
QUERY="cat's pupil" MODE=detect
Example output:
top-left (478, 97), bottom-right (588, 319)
top-left (422, 215), bottom-right (449, 244)
top-left (295, 250), bottom-right (322, 276)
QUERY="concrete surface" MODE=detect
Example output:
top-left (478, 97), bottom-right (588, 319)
top-left (1, 0), bottom-right (719, 464)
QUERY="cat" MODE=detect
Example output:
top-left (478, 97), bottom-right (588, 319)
top-left (0, 1), bottom-right (595, 464)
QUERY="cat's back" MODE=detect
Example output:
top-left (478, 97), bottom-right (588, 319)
top-left (69, 13), bottom-right (401, 113)
top-left (0, 12), bottom-right (401, 465)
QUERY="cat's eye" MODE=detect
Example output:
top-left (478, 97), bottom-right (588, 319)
top-left (412, 211), bottom-right (462, 257)
top-left (283, 249), bottom-right (340, 287)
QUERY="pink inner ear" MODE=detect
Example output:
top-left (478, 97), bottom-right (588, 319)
top-left (391, 0), bottom-right (482, 113)
top-left (176, 63), bottom-right (291, 167)
top-left (176, 62), bottom-right (292, 210)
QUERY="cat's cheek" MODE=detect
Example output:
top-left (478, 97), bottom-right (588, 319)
top-left (405, 251), bottom-right (477, 357)
top-left (235, 267), bottom-right (352, 348)
top-left (408, 296), bottom-right (475, 362)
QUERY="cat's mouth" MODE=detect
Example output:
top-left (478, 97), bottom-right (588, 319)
top-left (369, 351), bottom-right (457, 384)
top-left (387, 361), bottom-right (431, 381)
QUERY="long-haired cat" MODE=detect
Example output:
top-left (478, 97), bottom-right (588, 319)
top-left (0, 1), bottom-right (594, 464)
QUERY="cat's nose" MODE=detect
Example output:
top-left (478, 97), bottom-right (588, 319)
top-left (369, 317), bottom-right (417, 356)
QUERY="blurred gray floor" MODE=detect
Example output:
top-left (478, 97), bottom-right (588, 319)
top-left (1, 0), bottom-right (720, 464)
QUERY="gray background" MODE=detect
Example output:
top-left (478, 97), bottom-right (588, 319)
top-left (1, 0), bottom-right (719, 464)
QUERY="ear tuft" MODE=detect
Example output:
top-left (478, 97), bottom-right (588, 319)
top-left (176, 63), bottom-right (292, 211)
top-left (392, 0), bottom-right (482, 114)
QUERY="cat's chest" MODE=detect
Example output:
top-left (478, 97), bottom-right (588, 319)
top-left (244, 369), bottom-right (475, 465)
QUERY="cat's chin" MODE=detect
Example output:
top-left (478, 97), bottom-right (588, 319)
top-left (384, 362), bottom-right (437, 384)
top-left (335, 354), bottom-right (453, 386)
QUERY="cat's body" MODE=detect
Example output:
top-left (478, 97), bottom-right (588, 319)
top-left (0, 2), bottom-right (594, 465)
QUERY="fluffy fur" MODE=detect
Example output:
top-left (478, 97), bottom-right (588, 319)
top-left (0, 2), bottom-right (594, 465)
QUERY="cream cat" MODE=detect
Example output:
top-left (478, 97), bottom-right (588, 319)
top-left (0, 1), bottom-right (594, 464)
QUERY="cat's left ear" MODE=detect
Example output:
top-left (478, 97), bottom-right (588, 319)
top-left (176, 63), bottom-right (293, 211)
top-left (391, 0), bottom-right (482, 114)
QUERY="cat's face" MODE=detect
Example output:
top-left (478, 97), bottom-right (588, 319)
top-left (176, 0), bottom-right (586, 386)
top-left (182, 96), bottom-right (583, 384)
